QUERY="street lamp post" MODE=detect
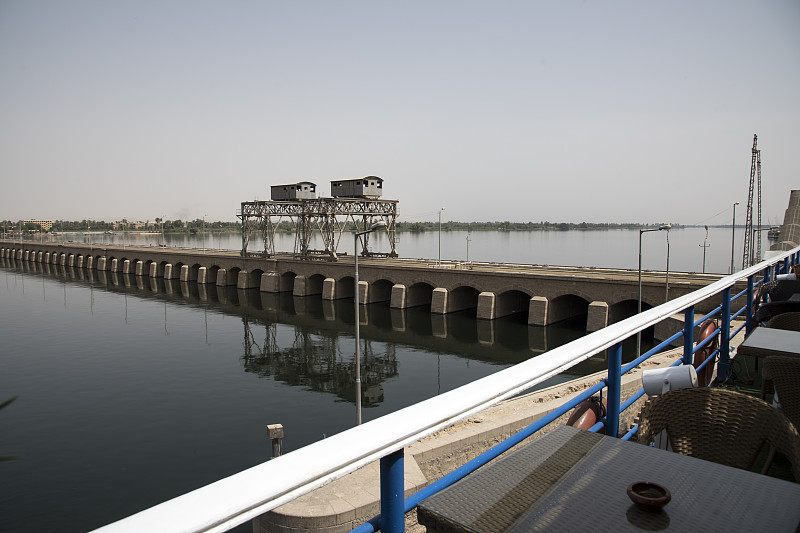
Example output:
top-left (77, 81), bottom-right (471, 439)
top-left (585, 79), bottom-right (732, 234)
top-left (730, 202), bottom-right (740, 274)
top-left (438, 207), bottom-right (445, 267)
top-left (665, 226), bottom-right (671, 302)
top-left (354, 220), bottom-right (387, 425)
top-left (638, 224), bottom-right (670, 356)
top-left (700, 225), bottom-right (710, 273)
top-left (202, 214), bottom-right (207, 254)
top-left (466, 224), bottom-right (472, 263)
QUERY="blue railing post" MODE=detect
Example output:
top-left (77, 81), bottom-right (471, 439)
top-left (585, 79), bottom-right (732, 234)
top-left (746, 275), bottom-right (754, 336)
top-left (783, 257), bottom-right (789, 274)
top-left (605, 342), bottom-right (623, 438)
top-left (683, 306), bottom-right (695, 366)
top-left (717, 288), bottom-right (732, 383)
top-left (380, 449), bottom-right (404, 533)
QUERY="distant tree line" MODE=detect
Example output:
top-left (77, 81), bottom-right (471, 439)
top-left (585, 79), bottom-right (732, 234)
top-left (258, 220), bottom-right (679, 234)
top-left (2, 218), bottom-right (681, 236)
top-left (0, 219), bottom-right (242, 234)
top-left (397, 221), bottom-right (680, 232)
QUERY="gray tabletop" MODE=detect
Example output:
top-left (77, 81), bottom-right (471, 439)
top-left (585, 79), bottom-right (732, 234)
top-left (737, 327), bottom-right (800, 359)
top-left (417, 425), bottom-right (800, 533)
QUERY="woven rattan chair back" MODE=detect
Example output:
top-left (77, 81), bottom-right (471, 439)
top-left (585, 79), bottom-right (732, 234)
top-left (762, 356), bottom-right (800, 433)
top-left (768, 280), bottom-right (800, 302)
top-left (637, 387), bottom-right (800, 481)
top-left (767, 311), bottom-right (800, 332)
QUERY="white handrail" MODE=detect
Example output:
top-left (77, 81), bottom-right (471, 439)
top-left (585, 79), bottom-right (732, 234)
top-left (91, 248), bottom-right (798, 533)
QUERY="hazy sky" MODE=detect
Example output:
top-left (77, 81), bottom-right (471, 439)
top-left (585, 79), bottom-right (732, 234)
top-left (1, 1), bottom-right (797, 225)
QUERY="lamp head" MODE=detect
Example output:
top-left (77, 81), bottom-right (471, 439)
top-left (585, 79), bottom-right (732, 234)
top-left (640, 224), bottom-right (671, 234)
top-left (357, 221), bottom-right (387, 236)
top-left (642, 366), bottom-right (697, 396)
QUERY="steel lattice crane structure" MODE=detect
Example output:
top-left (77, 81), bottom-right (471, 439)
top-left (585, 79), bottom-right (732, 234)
top-left (238, 197), bottom-right (398, 260)
top-left (742, 134), bottom-right (762, 269)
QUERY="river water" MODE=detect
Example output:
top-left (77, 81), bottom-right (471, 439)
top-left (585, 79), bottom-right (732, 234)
top-left (89, 225), bottom-right (745, 273)
top-left (0, 227), bottom-right (752, 532)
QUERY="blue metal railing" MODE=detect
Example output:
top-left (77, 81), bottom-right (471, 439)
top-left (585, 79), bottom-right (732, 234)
top-left (353, 249), bottom-right (799, 533)
top-left (53, 245), bottom-right (795, 533)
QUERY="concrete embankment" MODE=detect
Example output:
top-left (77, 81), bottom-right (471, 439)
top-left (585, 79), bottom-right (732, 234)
top-left (254, 322), bottom-right (746, 533)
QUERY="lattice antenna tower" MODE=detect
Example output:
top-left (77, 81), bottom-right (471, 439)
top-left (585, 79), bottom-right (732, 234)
top-left (742, 134), bottom-right (762, 268)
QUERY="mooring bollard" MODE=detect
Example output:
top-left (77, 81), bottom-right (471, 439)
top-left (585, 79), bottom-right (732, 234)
top-left (267, 424), bottom-right (284, 459)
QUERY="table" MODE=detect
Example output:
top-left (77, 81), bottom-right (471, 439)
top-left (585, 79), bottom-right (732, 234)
top-left (737, 327), bottom-right (800, 360)
top-left (417, 425), bottom-right (800, 533)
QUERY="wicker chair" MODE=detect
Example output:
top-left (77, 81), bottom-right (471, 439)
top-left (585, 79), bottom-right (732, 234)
top-left (637, 387), bottom-right (800, 481)
top-left (767, 279), bottom-right (800, 302)
top-left (767, 311), bottom-right (800, 332)
top-left (762, 356), bottom-right (800, 432)
top-left (754, 280), bottom-right (800, 324)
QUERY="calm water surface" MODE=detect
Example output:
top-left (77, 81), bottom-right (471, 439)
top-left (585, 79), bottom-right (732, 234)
top-left (1, 260), bottom-right (632, 533)
top-left (1, 228), bottom-right (741, 531)
top-left (79, 225), bottom-right (745, 273)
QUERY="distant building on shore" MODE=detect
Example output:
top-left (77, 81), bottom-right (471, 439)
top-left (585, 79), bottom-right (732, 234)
top-left (23, 219), bottom-right (53, 230)
top-left (113, 220), bottom-right (151, 230)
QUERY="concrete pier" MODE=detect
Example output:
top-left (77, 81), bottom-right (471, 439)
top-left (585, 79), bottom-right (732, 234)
top-left (528, 296), bottom-right (548, 325)
top-left (164, 263), bottom-right (178, 280)
top-left (476, 292), bottom-right (495, 320)
top-left (196, 266), bottom-right (209, 284)
top-left (180, 264), bottom-right (197, 282)
top-left (587, 301), bottom-right (609, 331)
top-left (261, 272), bottom-right (280, 292)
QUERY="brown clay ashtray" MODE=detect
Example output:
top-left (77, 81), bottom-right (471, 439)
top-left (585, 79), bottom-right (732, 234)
top-left (627, 482), bottom-right (671, 512)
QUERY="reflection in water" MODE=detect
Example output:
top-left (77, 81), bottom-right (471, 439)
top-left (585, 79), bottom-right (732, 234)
top-left (240, 319), bottom-right (396, 407)
top-left (2, 256), bottom-right (648, 410)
